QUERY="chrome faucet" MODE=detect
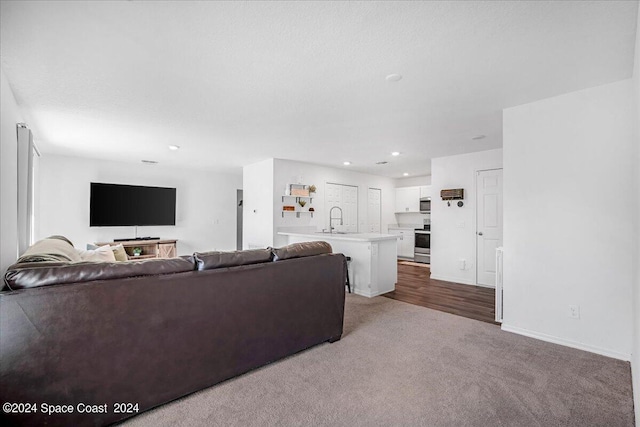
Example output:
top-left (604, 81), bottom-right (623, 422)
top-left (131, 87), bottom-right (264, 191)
top-left (329, 206), bottom-right (343, 233)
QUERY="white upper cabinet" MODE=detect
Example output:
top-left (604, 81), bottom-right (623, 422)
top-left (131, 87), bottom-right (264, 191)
top-left (419, 185), bottom-right (431, 199)
top-left (394, 187), bottom-right (420, 213)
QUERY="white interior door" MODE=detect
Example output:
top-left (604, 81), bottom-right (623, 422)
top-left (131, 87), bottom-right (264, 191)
top-left (343, 185), bottom-right (358, 232)
top-left (367, 188), bottom-right (381, 233)
top-left (325, 183), bottom-right (358, 233)
top-left (476, 169), bottom-right (503, 287)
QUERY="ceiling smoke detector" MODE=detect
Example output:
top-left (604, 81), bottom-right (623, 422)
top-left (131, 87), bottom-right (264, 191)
top-left (168, 145), bottom-right (180, 150)
top-left (376, 161), bottom-right (388, 165)
top-left (386, 74), bottom-right (402, 82)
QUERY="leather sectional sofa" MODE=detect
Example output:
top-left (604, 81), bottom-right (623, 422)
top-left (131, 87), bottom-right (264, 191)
top-left (1, 238), bottom-right (346, 426)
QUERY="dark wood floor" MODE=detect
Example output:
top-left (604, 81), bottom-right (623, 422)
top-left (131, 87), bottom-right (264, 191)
top-left (383, 262), bottom-right (498, 325)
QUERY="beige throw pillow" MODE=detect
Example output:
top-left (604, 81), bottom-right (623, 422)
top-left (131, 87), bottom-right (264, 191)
top-left (111, 244), bottom-right (129, 261)
top-left (78, 245), bottom-right (117, 262)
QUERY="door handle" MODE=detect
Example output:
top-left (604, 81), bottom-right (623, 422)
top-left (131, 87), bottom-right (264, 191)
top-left (478, 232), bottom-right (483, 236)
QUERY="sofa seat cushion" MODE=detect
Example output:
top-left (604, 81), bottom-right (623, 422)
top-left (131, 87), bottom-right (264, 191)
top-left (271, 241), bottom-right (332, 261)
top-left (3, 258), bottom-right (195, 291)
top-left (16, 236), bottom-right (81, 264)
top-left (194, 249), bottom-right (273, 271)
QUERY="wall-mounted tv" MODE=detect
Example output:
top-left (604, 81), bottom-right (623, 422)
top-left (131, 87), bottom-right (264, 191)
top-left (90, 183), bottom-right (176, 227)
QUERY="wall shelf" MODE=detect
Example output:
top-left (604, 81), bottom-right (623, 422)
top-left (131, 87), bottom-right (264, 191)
top-left (282, 195), bottom-right (314, 203)
top-left (282, 188), bottom-right (314, 219)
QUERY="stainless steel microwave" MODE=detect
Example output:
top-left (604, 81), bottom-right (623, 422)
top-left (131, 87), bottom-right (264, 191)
top-left (420, 198), bottom-right (431, 213)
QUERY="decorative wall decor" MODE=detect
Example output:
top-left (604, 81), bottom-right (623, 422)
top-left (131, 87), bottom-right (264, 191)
top-left (290, 184), bottom-right (310, 197)
top-left (440, 188), bottom-right (464, 200)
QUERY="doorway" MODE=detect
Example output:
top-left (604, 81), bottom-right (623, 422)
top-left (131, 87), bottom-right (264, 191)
top-left (236, 189), bottom-right (243, 250)
top-left (476, 169), bottom-right (503, 287)
top-left (325, 183), bottom-right (358, 232)
top-left (367, 188), bottom-right (381, 233)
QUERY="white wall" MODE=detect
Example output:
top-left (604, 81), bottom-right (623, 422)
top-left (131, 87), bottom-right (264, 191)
top-left (242, 158), bottom-right (275, 249)
top-left (394, 213), bottom-right (429, 228)
top-left (503, 79), bottom-right (634, 360)
top-left (632, 5), bottom-right (640, 424)
top-left (430, 149), bottom-right (503, 285)
top-left (38, 154), bottom-right (242, 256)
top-left (394, 175), bottom-right (431, 187)
top-left (272, 159), bottom-right (397, 247)
top-left (0, 68), bottom-right (22, 272)
top-left (242, 158), bottom-right (396, 249)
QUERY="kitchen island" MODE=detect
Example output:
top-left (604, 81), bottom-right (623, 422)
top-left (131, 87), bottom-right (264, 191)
top-left (277, 231), bottom-right (398, 298)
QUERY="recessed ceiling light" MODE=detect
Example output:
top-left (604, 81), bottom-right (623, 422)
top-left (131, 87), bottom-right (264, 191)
top-left (141, 160), bottom-right (158, 164)
top-left (386, 74), bottom-right (402, 82)
top-left (168, 145), bottom-right (180, 150)
top-left (403, 172), bottom-right (409, 176)
top-left (472, 135), bottom-right (486, 140)
top-left (376, 161), bottom-right (388, 165)
top-left (391, 151), bottom-right (401, 156)
top-left (343, 161), bottom-right (351, 166)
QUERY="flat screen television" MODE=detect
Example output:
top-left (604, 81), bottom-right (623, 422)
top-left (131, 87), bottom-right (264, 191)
top-left (90, 183), bottom-right (176, 227)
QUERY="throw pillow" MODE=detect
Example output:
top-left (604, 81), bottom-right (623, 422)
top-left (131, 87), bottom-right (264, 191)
top-left (17, 236), bottom-right (82, 264)
top-left (111, 244), bottom-right (129, 261)
top-left (77, 244), bottom-right (117, 263)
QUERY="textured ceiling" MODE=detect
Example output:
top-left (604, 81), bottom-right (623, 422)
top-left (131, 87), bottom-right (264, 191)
top-left (1, 1), bottom-right (637, 177)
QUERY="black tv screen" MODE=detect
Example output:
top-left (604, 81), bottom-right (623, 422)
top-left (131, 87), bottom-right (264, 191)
top-left (90, 183), bottom-right (176, 227)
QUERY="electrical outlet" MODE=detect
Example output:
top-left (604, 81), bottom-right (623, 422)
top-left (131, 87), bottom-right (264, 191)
top-left (459, 259), bottom-right (466, 270)
top-left (568, 305), bottom-right (580, 319)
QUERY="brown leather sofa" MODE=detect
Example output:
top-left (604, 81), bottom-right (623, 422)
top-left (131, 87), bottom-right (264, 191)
top-left (1, 240), bottom-right (346, 426)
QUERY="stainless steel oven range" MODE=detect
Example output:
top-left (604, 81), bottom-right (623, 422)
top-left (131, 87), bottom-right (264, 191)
top-left (414, 228), bottom-right (430, 264)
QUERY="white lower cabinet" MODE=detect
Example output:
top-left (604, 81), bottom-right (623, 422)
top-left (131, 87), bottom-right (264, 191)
top-left (389, 229), bottom-right (414, 259)
top-left (283, 233), bottom-right (398, 298)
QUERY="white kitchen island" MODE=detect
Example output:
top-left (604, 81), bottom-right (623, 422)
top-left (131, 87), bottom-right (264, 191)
top-left (278, 232), bottom-right (398, 298)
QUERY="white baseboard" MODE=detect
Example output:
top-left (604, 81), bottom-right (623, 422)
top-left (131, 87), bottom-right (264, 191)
top-left (352, 288), bottom-right (387, 298)
top-left (632, 358), bottom-right (639, 426)
top-left (429, 274), bottom-right (475, 286)
top-left (473, 282), bottom-right (496, 289)
top-left (501, 323), bottom-right (631, 361)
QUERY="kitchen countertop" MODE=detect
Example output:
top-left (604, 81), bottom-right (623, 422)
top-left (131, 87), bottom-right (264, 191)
top-left (277, 231), bottom-right (399, 242)
top-left (388, 224), bottom-right (422, 230)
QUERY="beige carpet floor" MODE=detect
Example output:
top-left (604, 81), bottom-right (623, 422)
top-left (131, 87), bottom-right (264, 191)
top-left (122, 294), bottom-right (635, 426)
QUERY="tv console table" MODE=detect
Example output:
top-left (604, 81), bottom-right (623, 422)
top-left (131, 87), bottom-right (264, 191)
top-left (96, 239), bottom-right (178, 260)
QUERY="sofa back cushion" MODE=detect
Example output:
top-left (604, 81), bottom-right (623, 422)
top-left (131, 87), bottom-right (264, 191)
top-left (193, 249), bottom-right (273, 271)
top-left (17, 236), bottom-right (81, 264)
top-left (271, 241), bottom-right (332, 261)
top-left (4, 258), bottom-right (195, 291)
